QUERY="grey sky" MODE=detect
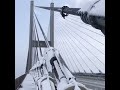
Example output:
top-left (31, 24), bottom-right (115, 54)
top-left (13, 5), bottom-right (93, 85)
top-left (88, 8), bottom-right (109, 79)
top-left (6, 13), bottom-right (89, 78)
top-left (15, 0), bottom-right (105, 78)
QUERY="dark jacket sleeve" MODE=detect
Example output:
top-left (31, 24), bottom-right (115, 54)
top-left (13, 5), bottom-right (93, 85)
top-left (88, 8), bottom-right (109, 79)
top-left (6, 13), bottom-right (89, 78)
top-left (80, 11), bottom-right (105, 35)
top-left (79, 0), bottom-right (105, 35)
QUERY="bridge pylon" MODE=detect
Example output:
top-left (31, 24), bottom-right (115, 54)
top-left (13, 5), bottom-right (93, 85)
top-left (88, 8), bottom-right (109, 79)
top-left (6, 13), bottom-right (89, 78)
top-left (26, 1), bottom-right (55, 73)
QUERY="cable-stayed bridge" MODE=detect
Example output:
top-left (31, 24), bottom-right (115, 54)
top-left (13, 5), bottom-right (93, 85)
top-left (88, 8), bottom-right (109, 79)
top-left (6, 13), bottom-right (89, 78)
top-left (15, 0), bottom-right (105, 90)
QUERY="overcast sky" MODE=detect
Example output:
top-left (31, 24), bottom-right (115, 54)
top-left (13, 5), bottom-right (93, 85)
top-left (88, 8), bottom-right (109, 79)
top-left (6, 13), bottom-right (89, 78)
top-left (15, 0), bottom-right (105, 78)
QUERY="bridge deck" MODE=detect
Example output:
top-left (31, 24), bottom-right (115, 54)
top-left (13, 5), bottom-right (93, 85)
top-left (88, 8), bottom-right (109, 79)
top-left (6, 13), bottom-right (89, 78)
top-left (75, 75), bottom-right (105, 90)
top-left (18, 74), bottom-right (105, 90)
top-left (18, 74), bottom-right (36, 90)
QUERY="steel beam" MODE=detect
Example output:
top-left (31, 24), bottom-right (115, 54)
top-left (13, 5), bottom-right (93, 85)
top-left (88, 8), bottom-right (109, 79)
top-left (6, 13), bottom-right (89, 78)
top-left (32, 40), bottom-right (51, 47)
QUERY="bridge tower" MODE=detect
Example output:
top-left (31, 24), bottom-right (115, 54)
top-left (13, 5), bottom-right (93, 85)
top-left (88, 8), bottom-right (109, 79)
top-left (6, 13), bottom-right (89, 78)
top-left (26, 0), bottom-right (55, 73)
top-left (26, 0), bottom-right (34, 73)
top-left (50, 2), bottom-right (54, 47)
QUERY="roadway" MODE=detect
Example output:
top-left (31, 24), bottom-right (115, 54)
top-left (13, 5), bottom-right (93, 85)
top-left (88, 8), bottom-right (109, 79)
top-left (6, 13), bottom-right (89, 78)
top-left (75, 75), bottom-right (105, 90)
top-left (18, 74), bottom-right (105, 90)
top-left (18, 74), bottom-right (36, 90)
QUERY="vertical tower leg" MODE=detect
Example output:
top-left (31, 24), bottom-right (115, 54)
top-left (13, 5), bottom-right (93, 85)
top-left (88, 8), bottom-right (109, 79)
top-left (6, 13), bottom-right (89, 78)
top-left (50, 3), bottom-right (54, 47)
top-left (26, 0), bottom-right (34, 73)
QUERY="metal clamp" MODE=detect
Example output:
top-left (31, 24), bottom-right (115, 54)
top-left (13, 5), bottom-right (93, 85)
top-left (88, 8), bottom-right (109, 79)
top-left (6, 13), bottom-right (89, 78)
top-left (60, 6), bottom-right (69, 19)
